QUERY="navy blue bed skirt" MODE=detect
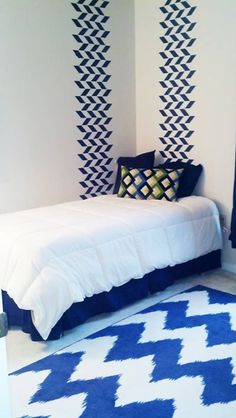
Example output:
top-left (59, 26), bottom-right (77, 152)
top-left (2, 250), bottom-right (221, 341)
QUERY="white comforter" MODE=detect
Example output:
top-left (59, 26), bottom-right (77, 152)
top-left (0, 195), bottom-right (222, 339)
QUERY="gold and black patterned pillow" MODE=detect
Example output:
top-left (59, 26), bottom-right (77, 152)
top-left (117, 166), bottom-right (184, 201)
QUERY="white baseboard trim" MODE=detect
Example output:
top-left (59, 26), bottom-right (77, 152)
top-left (222, 262), bottom-right (236, 275)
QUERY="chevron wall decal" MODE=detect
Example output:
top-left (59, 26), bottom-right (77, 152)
top-left (72, 0), bottom-right (113, 199)
top-left (159, 0), bottom-right (196, 163)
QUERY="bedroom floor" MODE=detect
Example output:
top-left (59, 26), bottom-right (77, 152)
top-left (6, 268), bottom-right (236, 373)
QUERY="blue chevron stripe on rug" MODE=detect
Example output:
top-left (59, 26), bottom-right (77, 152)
top-left (10, 285), bottom-right (236, 418)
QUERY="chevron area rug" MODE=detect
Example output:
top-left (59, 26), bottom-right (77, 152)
top-left (10, 285), bottom-right (236, 418)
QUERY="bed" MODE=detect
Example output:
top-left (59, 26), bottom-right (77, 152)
top-left (0, 194), bottom-right (222, 341)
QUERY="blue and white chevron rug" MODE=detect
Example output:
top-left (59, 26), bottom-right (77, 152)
top-left (10, 286), bottom-right (236, 418)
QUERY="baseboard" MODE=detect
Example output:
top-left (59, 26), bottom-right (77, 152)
top-left (222, 262), bottom-right (236, 275)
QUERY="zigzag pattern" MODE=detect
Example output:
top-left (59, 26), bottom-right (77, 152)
top-left (159, 0), bottom-right (196, 163)
top-left (72, 0), bottom-right (113, 199)
top-left (10, 286), bottom-right (236, 418)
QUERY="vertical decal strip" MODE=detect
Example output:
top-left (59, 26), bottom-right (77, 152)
top-left (72, 0), bottom-right (113, 199)
top-left (159, 0), bottom-right (196, 162)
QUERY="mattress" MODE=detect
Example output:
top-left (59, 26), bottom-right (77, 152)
top-left (0, 195), bottom-right (222, 339)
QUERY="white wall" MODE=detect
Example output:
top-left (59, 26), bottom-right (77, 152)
top-left (135, 0), bottom-right (236, 271)
top-left (0, 0), bottom-right (136, 213)
top-left (193, 0), bottom-right (236, 272)
top-left (135, 0), bottom-right (160, 159)
top-left (109, 0), bottom-right (136, 172)
top-left (0, 1), bottom-right (78, 212)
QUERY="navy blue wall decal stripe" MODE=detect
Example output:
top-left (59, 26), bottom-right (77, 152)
top-left (72, 0), bottom-right (113, 199)
top-left (159, 0), bottom-right (196, 163)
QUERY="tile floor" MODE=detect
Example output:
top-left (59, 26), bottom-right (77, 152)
top-left (6, 268), bottom-right (236, 373)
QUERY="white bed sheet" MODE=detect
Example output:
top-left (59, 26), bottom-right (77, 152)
top-left (0, 195), bottom-right (222, 339)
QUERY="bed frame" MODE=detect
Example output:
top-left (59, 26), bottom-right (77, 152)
top-left (2, 250), bottom-right (221, 341)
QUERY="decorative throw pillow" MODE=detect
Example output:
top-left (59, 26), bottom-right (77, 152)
top-left (117, 166), bottom-right (184, 201)
top-left (113, 150), bottom-right (155, 194)
top-left (158, 162), bottom-right (203, 198)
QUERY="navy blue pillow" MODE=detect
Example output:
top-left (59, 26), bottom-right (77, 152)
top-left (113, 150), bottom-right (155, 194)
top-left (158, 162), bottom-right (203, 198)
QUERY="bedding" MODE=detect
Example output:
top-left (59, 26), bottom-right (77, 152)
top-left (113, 150), bottom-right (155, 194)
top-left (117, 166), bottom-right (183, 200)
top-left (0, 195), bottom-right (222, 340)
top-left (2, 250), bottom-right (221, 341)
top-left (158, 161), bottom-right (203, 197)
